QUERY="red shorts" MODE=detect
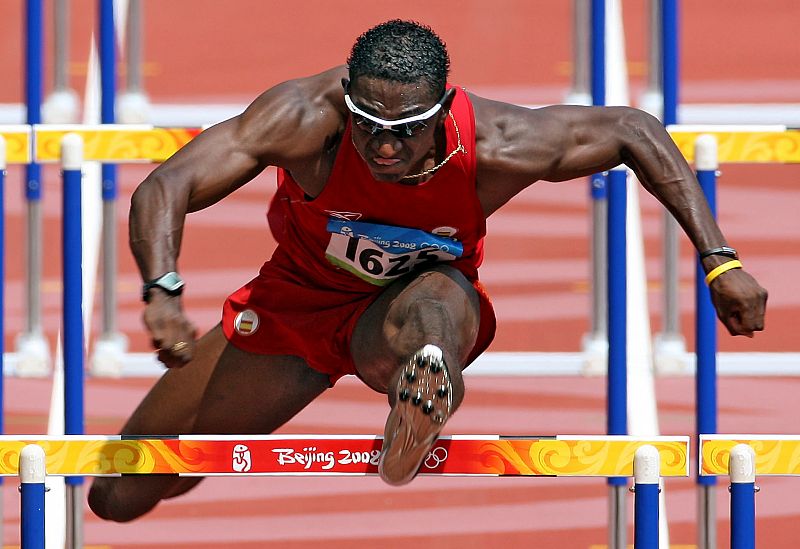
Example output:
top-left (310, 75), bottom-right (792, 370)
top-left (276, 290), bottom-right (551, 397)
top-left (222, 257), bottom-right (497, 385)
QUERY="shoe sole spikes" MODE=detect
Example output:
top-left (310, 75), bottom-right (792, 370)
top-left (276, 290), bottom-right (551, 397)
top-left (379, 344), bottom-right (453, 486)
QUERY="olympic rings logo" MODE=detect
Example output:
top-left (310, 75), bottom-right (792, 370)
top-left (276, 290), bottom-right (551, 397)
top-left (421, 243), bottom-right (450, 253)
top-left (423, 446), bottom-right (448, 469)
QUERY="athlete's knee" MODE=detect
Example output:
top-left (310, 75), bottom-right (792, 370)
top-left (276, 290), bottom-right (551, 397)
top-left (388, 298), bottom-right (475, 367)
top-left (88, 477), bottom-right (158, 523)
top-left (402, 267), bottom-right (478, 314)
top-left (412, 265), bottom-right (471, 294)
top-left (404, 271), bottom-right (478, 328)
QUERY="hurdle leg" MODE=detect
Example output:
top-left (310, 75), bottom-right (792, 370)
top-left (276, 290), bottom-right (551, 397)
top-left (633, 445), bottom-right (660, 548)
top-left (565, 0), bottom-right (592, 105)
top-left (17, 0), bottom-right (52, 377)
top-left (609, 482), bottom-right (627, 549)
top-left (606, 164), bottom-right (628, 549)
top-left (65, 482), bottom-right (84, 549)
top-left (580, 0), bottom-right (609, 374)
top-left (62, 133), bottom-right (86, 549)
top-left (729, 444), bottom-right (756, 549)
top-left (695, 134), bottom-right (720, 549)
top-left (20, 444), bottom-right (46, 549)
top-left (42, 0), bottom-right (80, 123)
top-left (117, 0), bottom-right (152, 123)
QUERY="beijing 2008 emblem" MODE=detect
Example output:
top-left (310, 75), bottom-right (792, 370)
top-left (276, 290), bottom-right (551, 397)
top-left (232, 444), bottom-right (252, 472)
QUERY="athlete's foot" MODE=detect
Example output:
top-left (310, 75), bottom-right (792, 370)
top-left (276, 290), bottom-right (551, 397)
top-left (379, 344), bottom-right (453, 486)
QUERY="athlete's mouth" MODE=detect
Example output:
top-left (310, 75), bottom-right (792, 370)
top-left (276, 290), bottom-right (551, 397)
top-left (373, 157), bottom-right (401, 166)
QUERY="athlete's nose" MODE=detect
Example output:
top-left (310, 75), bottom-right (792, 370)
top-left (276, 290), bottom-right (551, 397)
top-left (375, 133), bottom-right (402, 157)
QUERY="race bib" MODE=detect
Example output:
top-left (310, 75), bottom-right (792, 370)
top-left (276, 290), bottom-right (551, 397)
top-left (325, 219), bottom-right (464, 286)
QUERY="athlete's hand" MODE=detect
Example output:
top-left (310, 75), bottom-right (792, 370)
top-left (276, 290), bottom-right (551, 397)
top-left (708, 268), bottom-right (767, 337)
top-left (143, 292), bottom-right (198, 368)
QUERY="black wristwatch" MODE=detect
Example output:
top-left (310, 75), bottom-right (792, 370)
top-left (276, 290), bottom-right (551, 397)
top-left (142, 272), bottom-right (185, 303)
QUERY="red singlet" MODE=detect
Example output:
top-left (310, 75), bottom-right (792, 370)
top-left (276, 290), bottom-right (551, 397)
top-left (222, 87), bottom-right (496, 383)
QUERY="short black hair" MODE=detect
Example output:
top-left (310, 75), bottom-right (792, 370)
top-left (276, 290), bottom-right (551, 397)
top-left (347, 20), bottom-right (450, 99)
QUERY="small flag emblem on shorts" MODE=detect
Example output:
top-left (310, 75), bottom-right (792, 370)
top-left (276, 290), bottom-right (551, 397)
top-left (234, 309), bottom-right (260, 336)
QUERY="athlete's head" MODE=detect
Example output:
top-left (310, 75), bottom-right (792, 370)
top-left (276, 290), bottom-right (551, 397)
top-left (347, 20), bottom-right (450, 102)
top-left (344, 21), bottom-right (457, 182)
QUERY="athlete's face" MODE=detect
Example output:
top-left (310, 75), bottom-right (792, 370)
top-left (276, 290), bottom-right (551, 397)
top-left (345, 76), bottom-right (451, 182)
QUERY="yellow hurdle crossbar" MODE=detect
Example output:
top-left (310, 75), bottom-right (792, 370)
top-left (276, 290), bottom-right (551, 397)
top-left (701, 435), bottom-right (800, 476)
top-left (2, 124), bottom-right (800, 165)
top-left (32, 124), bottom-right (201, 162)
top-left (0, 124), bottom-right (800, 164)
top-left (0, 125), bottom-right (32, 164)
top-left (0, 435), bottom-right (690, 477)
top-left (668, 125), bottom-right (800, 163)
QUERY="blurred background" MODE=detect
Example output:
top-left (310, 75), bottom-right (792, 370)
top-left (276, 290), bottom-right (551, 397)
top-left (0, 1), bottom-right (799, 547)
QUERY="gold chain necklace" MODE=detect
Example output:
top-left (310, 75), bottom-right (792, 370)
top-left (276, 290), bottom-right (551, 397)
top-left (401, 112), bottom-right (465, 180)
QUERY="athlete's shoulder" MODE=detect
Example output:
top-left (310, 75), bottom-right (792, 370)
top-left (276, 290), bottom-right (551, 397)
top-left (234, 66), bottom-right (348, 164)
top-left (244, 66), bottom-right (347, 125)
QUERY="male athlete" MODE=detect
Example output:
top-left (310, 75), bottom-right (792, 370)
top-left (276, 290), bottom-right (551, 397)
top-left (89, 20), bottom-right (767, 521)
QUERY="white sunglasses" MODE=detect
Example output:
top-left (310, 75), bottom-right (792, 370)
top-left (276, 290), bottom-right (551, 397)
top-left (344, 93), bottom-right (447, 138)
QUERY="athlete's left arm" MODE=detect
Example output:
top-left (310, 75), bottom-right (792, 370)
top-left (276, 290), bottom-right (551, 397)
top-left (471, 95), bottom-right (767, 337)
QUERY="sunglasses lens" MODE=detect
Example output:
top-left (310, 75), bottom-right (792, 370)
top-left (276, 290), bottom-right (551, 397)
top-left (354, 115), bottom-right (381, 135)
top-left (351, 108), bottom-right (432, 138)
top-left (401, 121), bottom-right (428, 137)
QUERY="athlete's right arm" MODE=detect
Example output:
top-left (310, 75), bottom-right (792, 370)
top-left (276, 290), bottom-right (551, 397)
top-left (129, 69), bottom-right (346, 366)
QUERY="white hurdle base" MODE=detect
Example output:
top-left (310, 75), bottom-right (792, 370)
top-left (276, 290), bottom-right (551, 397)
top-left (89, 332), bottom-right (130, 377)
top-left (30, 351), bottom-right (799, 378)
top-left (653, 332), bottom-right (691, 375)
top-left (12, 333), bottom-right (51, 377)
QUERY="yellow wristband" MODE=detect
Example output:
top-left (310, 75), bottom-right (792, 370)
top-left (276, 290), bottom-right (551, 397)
top-left (704, 260), bottom-right (743, 286)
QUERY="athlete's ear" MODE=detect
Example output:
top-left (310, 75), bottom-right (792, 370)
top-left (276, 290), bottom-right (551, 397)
top-left (341, 78), bottom-right (350, 92)
top-left (438, 88), bottom-right (458, 124)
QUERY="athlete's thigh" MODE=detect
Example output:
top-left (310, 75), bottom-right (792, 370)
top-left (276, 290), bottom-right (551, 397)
top-left (119, 324), bottom-right (229, 436)
top-left (190, 340), bottom-right (332, 434)
top-left (350, 265), bottom-right (480, 393)
top-left (122, 324), bottom-right (331, 435)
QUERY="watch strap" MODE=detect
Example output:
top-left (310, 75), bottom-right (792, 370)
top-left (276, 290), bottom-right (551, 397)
top-left (142, 272), bottom-right (184, 302)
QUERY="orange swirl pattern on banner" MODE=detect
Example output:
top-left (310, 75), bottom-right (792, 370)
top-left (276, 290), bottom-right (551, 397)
top-left (0, 436), bottom-right (689, 477)
top-left (670, 130), bottom-right (800, 163)
top-left (34, 126), bottom-right (201, 162)
top-left (460, 438), bottom-right (688, 476)
top-left (0, 127), bottom-right (32, 164)
top-left (701, 436), bottom-right (800, 476)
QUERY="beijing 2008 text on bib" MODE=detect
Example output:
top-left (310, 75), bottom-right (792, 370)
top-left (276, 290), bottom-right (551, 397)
top-left (325, 219), bottom-right (464, 286)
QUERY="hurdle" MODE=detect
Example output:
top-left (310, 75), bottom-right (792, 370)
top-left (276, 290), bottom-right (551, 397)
top-left (698, 435), bottom-right (800, 549)
top-left (685, 127), bottom-right (800, 549)
top-left (10, 435), bottom-right (687, 546)
top-left (16, 0), bottom-right (144, 376)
